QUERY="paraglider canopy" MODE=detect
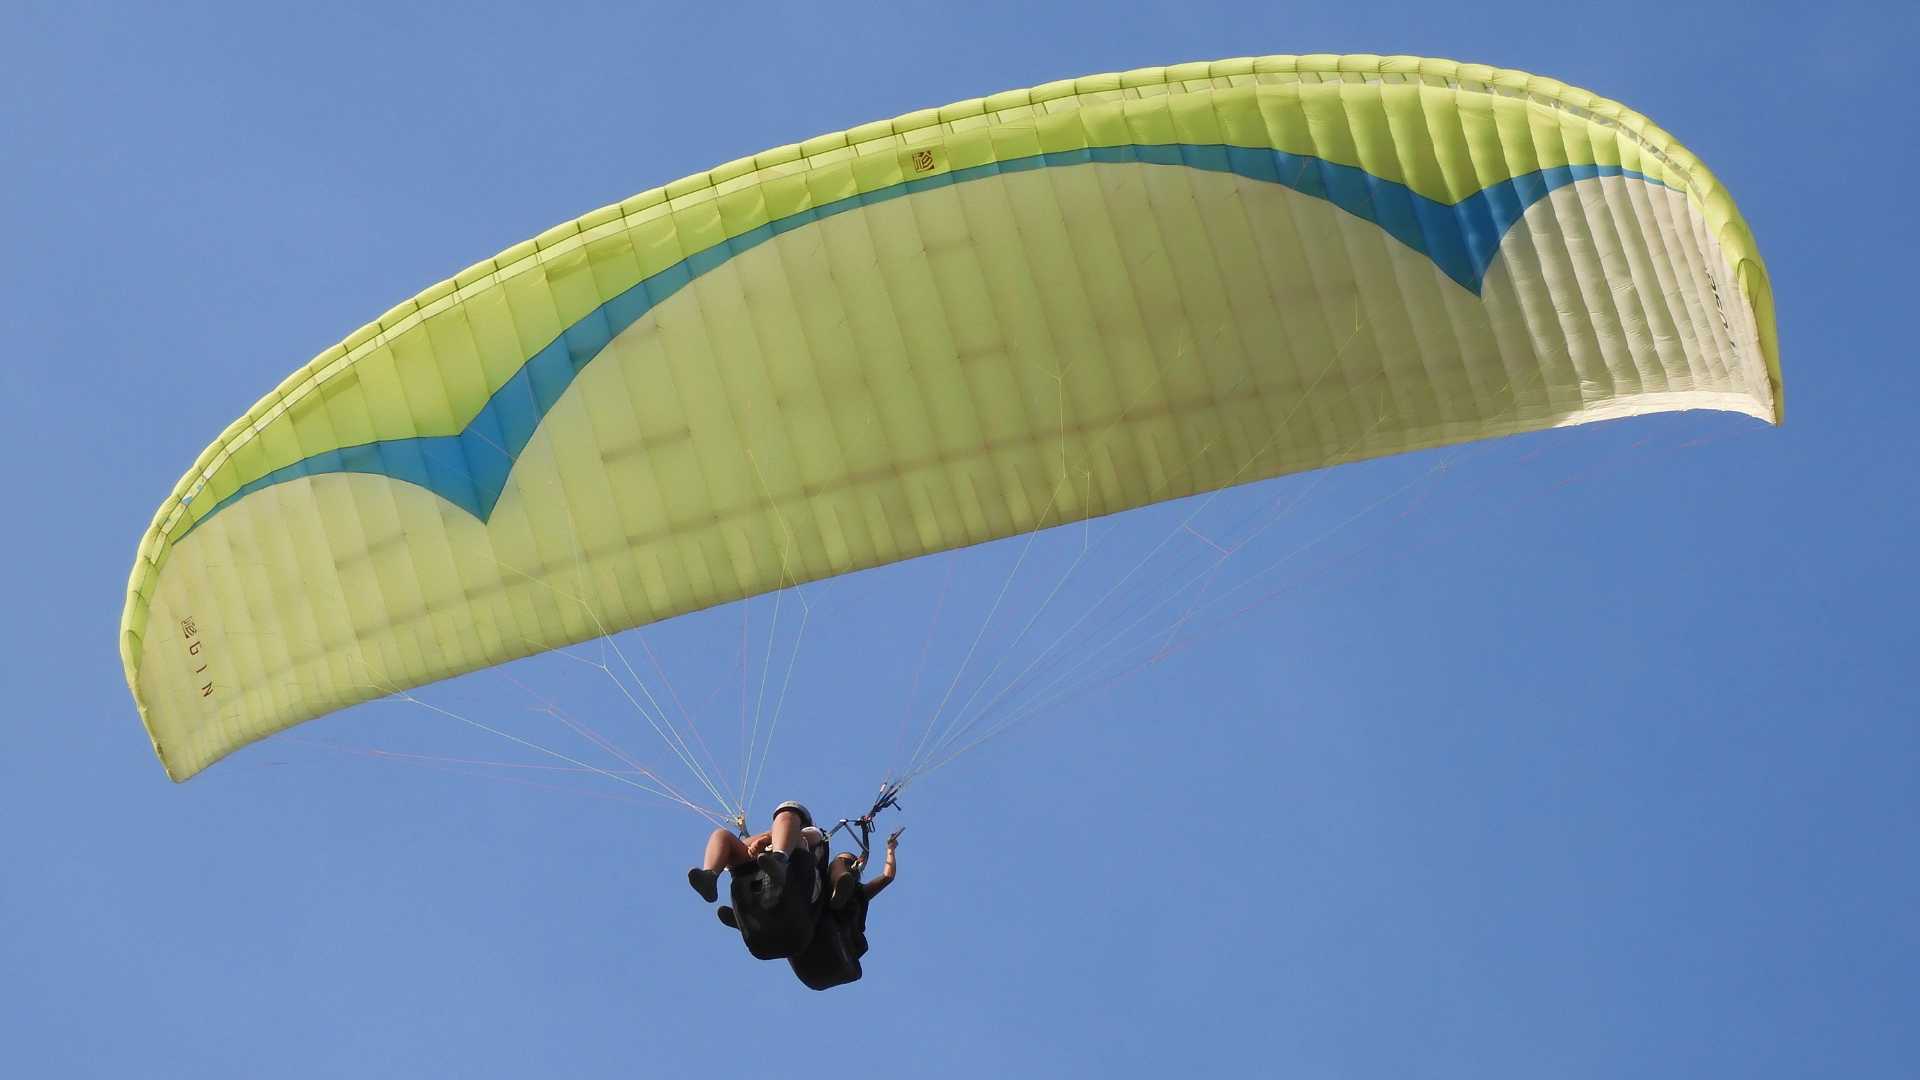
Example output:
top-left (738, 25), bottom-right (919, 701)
top-left (120, 53), bottom-right (1780, 782)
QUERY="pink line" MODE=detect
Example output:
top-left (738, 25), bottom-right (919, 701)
top-left (1182, 523), bottom-right (1232, 556)
top-left (641, 635), bottom-right (729, 797)
top-left (279, 738), bottom-right (654, 806)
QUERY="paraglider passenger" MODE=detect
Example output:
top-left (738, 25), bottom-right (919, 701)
top-left (788, 827), bottom-right (900, 990)
top-left (687, 801), bottom-right (828, 960)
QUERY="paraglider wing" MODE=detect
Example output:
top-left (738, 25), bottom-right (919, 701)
top-left (121, 54), bottom-right (1781, 779)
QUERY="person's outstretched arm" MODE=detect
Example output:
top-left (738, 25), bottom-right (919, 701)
top-left (864, 830), bottom-right (900, 900)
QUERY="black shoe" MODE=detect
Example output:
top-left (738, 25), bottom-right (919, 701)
top-left (717, 906), bottom-right (738, 929)
top-left (831, 871), bottom-right (860, 911)
top-left (687, 867), bottom-right (719, 903)
top-left (756, 850), bottom-right (790, 902)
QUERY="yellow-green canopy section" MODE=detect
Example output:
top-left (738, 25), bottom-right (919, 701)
top-left (122, 53), bottom-right (1781, 780)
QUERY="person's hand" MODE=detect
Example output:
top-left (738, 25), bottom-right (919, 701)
top-left (886, 827), bottom-right (905, 852)
top-left (745, 833), bottom-right (771, 858)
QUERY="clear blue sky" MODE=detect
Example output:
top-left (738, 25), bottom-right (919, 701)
top-left (3, 2), bottom-right (1915, 1077)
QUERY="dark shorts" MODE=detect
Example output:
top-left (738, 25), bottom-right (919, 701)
top-left (727, 847), bottom-right (821, 961)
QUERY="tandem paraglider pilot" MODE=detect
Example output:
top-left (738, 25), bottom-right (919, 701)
top-left (687, 801), bottom-right (899, 989)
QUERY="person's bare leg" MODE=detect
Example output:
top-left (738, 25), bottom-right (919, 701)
top-left (768, 808), bottom-right (805, 854)
top-left (690, 829), bottom-right (749, 903)
top-left (757, 806), bottom-right (812, 895)
top-left (704, 829), bottom-right (750, 871)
